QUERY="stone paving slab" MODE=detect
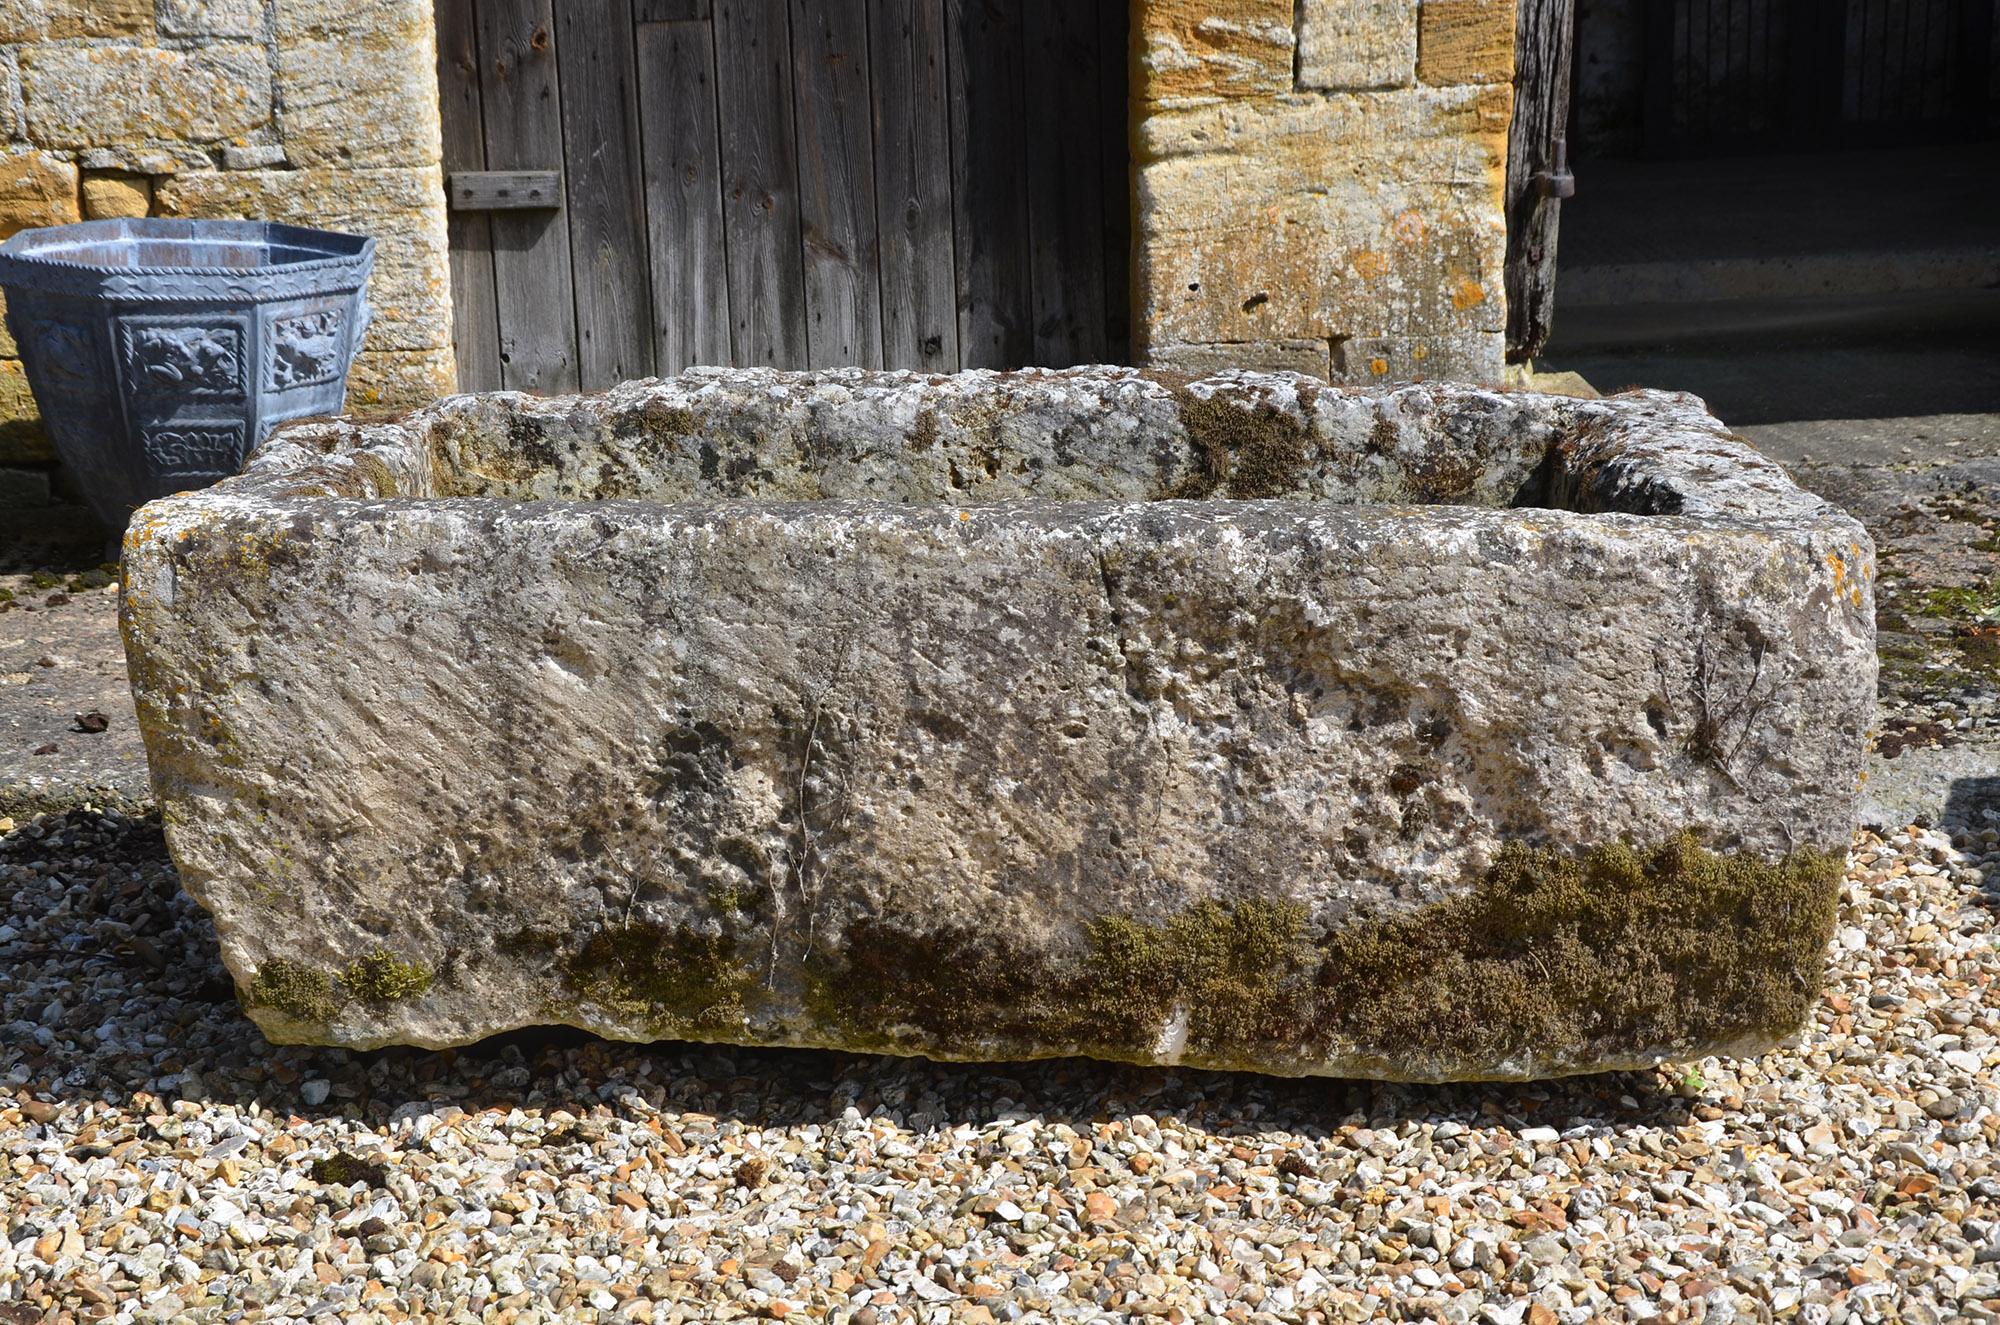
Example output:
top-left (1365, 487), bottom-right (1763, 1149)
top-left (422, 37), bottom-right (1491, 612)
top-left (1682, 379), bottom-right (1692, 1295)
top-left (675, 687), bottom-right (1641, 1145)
top-left (1779, 454), bottom-right (2000, 837)
top-left (0, 562), bottom-right (148, 819)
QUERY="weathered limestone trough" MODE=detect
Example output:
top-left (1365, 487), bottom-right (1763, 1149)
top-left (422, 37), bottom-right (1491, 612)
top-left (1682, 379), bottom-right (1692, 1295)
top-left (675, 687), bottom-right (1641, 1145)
top-left (121, 368), bottom-right (1877, 1080)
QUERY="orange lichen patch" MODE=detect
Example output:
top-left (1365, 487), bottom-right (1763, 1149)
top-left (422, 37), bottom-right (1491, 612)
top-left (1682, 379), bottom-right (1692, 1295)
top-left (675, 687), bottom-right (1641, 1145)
top-left (1369, 358), bottom-right (1390, 376)
top-left (1349, 250), bottom-right (1391, 280)
top-left (1819, 543), bottom-right (1874, 612)
top-left (1451, 279), bottom-right (1487, 310)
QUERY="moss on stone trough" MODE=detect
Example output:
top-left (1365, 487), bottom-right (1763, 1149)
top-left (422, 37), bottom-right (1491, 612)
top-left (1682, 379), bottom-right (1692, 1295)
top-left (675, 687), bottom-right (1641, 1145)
top-left (800, 833), bottom-right (1843, 1077)
top-left (1163, 379), bottom-right (1313, 500)
top-left (247, 957), bottom-right (342, 1025)
top-left (247, 948), bottom-right (434, 1027)
top-left (562, 921), bottom-right (763, 1036)
top-left (343, 950), bottom-right (435, 1004)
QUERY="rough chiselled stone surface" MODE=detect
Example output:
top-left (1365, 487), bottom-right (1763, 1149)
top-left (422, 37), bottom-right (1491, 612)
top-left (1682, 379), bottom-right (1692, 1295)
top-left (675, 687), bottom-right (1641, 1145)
top-left (20, 44), bottom-right (272, 149)
top-left (1135, 1), bottom-right (1517, 381)
top-left (123, 369), bottom-right (1876, 1080)
top-left (1297, 0), bottom-right (1416, 91)
top-left (1137, 86), bottom-right (1510, 379)
top-left (80, 172), bottom-right (151, 220)
top-left (1146, 338), bottom-right (1335, 379)
top-left (157, 0), bottom-right (263, 39)
top-left (274, 0), bottom-right (441, 169)
top-left (0, 149), bottom-right (79, 238)
top-left (1136, 0), bottom-right (1295, 106)
top-left (1418, 0), bottom-right (1518, 86)
top-left (0, 0), bottom-right (150, 41)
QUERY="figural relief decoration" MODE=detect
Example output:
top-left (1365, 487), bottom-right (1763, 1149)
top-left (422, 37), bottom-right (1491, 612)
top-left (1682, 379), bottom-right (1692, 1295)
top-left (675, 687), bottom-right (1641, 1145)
top-left (122, 321), bottom-right (246, 401)
top-left (271, 310), bottom-right (346, 390)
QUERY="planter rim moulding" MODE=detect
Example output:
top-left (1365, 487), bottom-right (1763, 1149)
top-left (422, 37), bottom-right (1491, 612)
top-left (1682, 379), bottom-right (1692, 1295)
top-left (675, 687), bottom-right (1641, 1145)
top-left (119, 367), bottom-right (1878, 1081)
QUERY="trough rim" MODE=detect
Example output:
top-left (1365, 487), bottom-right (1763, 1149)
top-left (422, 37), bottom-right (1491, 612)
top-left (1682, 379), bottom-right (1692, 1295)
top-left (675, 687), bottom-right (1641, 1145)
top-left (124, 367), bottom-right (1865, 547)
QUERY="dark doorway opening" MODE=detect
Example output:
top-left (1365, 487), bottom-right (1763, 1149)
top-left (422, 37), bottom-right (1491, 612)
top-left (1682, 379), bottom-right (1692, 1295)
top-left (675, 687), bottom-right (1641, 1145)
top-left (1542, 0), bottom-right (2000, 436)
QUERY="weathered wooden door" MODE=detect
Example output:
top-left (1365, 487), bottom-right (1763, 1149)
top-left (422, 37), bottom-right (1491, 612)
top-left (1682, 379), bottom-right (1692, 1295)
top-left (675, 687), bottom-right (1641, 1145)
top-left (435, 0), bottom-right (1131, 393)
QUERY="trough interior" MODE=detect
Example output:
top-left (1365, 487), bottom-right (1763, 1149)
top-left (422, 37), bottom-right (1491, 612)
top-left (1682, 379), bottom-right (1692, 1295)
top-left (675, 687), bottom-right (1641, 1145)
top-left (415, 382), bottom-right (1633, 515)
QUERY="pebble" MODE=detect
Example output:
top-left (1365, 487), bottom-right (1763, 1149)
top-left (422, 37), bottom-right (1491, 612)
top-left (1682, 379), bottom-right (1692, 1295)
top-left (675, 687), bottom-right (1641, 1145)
top-left (0, 809), bottom-right (1995, 1324)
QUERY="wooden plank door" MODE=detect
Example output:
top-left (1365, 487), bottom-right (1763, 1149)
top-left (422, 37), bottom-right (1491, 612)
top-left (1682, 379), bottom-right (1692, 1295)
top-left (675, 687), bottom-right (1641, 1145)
top-left (436, 0), bottom-right (1133, 391)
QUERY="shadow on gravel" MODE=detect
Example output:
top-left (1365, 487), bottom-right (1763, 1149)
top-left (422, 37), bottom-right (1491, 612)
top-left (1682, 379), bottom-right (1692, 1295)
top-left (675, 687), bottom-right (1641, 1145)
top-left (3, 810), bottom-right (1694, 1143)
top-left (1946, 776), bottom-right (2000, 908)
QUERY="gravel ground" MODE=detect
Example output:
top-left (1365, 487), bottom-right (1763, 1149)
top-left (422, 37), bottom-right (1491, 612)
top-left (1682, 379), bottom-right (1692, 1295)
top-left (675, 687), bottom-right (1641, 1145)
top-left (1, 810), bottom-right (1996, 1324)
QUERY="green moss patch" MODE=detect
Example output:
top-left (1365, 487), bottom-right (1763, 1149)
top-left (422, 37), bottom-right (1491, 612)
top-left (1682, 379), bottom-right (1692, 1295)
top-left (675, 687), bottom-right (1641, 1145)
top-left (247, 958), bottom-right (342, 1024)
top-left (1162, 381), bottom-right (1312, 500)
top-left (311, 1154), bottom-right (389, 1187)
top-left (564, 922), bottom-right (762, 1035)
top-left (247, 948), bottom-right (435, 1026)
top-left (802, 833), bottom-right (1842, 1074)
top-left (343, 950), bottom-right (434, 1004)
top-left (1318, 834), bottom-right (1841, 1066)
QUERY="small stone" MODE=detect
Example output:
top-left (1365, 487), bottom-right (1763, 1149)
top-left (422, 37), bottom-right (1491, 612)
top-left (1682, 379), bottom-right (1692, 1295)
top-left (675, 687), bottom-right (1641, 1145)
top-left (300, 1079), bottom-right (331, 1106)
top-left (79, 173), bottom-right (150, 221)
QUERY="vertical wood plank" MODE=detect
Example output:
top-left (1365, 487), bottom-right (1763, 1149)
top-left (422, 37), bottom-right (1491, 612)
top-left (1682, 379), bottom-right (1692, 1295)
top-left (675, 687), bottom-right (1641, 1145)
top-left (475, 0), bottom-right (581, 392)
top-left (871, 0), bottom-right (959, 371)
top-left (637, 18), bottom-right (732, 372)
top-left (436, 0), bottom-right (503, 391)
top-left (1097, 0), bottom-right (1131, 365)
top-left (1641, 0), bottom-right (1676, 155)
top-left (791, 0), bottom-right (883, 367)
top-left (714, 1), bottom-right (809, 367)
top-left (555, 0), bottom-right (656, 387)
top-left (1022, 0), bottom-right (1105, 367)
top-left (947, 0), bottom-right (1032, 369)
top-left (1958, 0), bottom-right (1996, 127)
top-left (1503, 0), bottom-right (1576, 361)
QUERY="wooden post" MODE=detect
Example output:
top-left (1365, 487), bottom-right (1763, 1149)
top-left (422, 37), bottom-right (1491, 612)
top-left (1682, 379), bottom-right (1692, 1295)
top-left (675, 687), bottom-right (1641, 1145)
top-left (1504, 0), bottom-right (1577, 364)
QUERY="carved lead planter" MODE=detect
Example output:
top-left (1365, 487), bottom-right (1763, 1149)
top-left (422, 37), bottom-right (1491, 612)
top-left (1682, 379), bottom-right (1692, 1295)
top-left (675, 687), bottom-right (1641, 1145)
top-left (121, 369), bottom-right (1877, 1081)
top-left (0, 218), bottom-right (374, 530)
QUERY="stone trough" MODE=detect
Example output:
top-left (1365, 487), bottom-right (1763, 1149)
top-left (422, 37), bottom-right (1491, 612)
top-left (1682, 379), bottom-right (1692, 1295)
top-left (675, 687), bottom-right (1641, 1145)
top-left (120, 368), bottom-right (1877, 1080)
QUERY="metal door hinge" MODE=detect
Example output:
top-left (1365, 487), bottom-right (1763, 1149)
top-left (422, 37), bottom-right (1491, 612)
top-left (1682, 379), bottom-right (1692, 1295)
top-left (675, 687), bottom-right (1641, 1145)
top-left (1532, 136), bottom-right (1576, 200)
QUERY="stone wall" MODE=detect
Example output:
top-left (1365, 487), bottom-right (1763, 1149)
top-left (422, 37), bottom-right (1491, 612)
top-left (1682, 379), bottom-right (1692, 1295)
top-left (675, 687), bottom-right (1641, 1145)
top-left (1133, 0), bottom-right (1514, 384)
top-left (0, 0), bottom-right (451, 513)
